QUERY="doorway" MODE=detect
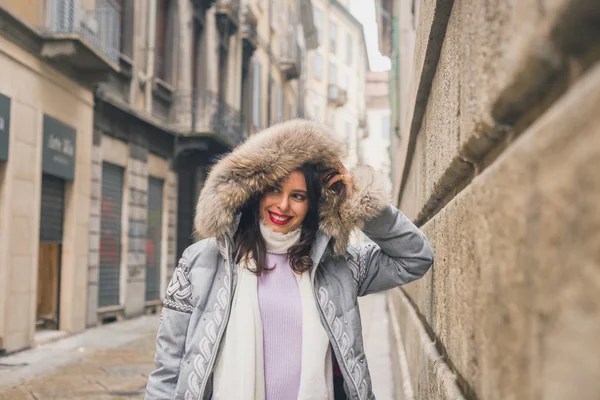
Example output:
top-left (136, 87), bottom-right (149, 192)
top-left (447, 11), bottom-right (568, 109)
top-left (36, 174), bottom-right (65, 330)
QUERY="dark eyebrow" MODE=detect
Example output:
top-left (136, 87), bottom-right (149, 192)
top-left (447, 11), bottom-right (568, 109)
top-left (292, 190), bottom-right (307, 195)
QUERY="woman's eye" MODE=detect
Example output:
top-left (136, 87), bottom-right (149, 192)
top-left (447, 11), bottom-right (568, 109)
top-left (292, 194), bottom-right (306, 201)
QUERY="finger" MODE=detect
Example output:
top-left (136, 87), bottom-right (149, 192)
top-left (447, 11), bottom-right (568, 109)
top-left (322, 169), bottom-right (338, 182)
top-left (327, 174), bottom-right (343, 187)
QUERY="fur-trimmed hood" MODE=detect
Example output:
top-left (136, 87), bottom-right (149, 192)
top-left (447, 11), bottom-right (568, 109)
top-left (194, 119), bottom-right (389, 254)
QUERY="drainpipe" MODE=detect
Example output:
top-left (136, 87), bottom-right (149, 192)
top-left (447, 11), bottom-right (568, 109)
top-left (145, 0), bottom-right (157, 113)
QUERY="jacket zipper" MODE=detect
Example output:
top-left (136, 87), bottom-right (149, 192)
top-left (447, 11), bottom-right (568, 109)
top-left (197, 238), bottom-right (235, 399)
top-left (311, 269), bottom-right (361, 400)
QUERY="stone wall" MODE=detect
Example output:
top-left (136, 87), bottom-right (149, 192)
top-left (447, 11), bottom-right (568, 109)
top-left (125, 145), bottom-right (149, 318)
top-left (86, 143), bottom-right (102, 327)
top-left (0, 35), bottom-right (95, 352)
top-left (389, 0), bottom-right (600, 399)
top-left (165, 171), bottom-right (178, 285)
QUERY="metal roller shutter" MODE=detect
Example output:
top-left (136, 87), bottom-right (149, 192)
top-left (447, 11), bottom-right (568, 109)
top-left (98, 163), bottom-right (124, 308)
top-left (145, 177), bottom-right (164, 301)
top-left (40, 174), bottom-right (65, 243)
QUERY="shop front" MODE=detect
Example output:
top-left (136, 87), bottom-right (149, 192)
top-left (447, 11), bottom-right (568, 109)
top-left (36, 116), bottom-right (77, 331)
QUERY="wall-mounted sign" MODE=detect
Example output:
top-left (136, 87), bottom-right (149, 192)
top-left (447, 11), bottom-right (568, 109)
top-left (43, 115), bottom-right (76, 181)
top-left (0, 94), bottom-right (10, 161)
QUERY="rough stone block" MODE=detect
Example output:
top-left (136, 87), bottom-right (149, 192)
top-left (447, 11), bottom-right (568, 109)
top-left (457, 0), bottom-right (568, 142)
top-left (421, 4), bottom-right (461, 204)
top-left (400, 64), bottom-right (600, 400)
top-left (388, 289), bottom-right (464, 400)
top-left (399, 131), bottom-right (427, 221)
top-left (404, 0), bottom-right (581, 216)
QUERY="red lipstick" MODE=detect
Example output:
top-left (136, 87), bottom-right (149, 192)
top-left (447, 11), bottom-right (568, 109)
top-left (268, 211), bottom-right (293, 225)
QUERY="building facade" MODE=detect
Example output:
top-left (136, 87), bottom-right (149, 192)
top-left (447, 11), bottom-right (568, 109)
top-left (0, 0), bottom-right (317, 354)
top-left (376, 0), bottom-right (600, 398)
top-left (359, 70), bottom-right (391, 185)
top-left (306, 0), bottom-right (368, 168)
top-left (0, 0), bottom-right (106, 352)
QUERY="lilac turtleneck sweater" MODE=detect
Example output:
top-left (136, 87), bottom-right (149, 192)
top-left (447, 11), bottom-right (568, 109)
top-left (257, 252), bottom-right (303, 400)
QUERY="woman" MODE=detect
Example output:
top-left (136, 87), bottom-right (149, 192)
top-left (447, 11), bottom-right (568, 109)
top-left (145, 120), bottom-right (433, 400)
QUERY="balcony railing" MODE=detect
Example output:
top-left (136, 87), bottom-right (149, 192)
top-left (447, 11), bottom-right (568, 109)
top-left (41, 0), bottom-right (121, 64)
top-left (328, 84), bottom-right (348, 107)
top-left (280, 27), bottom-right (300, 80)
top-left (176, 90), bottom-right (245, 147)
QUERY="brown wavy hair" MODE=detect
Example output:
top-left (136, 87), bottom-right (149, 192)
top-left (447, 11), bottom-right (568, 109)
top-left (233, 163), bottom-right (324, 275)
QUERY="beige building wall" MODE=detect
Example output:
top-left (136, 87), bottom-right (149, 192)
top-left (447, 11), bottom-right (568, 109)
top-left (306, 0), bottom-right (367, 168)
top-left (0, 34), bottom-right (93, 352)
top-left (87, 0), bottom-right (179, 324)
top-left (383, 0), bottom-right (600, 399)
top-left (246, 0), bottom-right (302, 131)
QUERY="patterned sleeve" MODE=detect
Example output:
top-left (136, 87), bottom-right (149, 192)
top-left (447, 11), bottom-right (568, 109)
top-left (163, 257), bottom-right (194, 313)
top-left (145, 255), bottom-right (194, 399)
top-left (345, 205), bottom-right (434, 297)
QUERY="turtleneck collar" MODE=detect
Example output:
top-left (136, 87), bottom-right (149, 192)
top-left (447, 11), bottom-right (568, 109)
top-left (259, 221), bottom-right (301, 254)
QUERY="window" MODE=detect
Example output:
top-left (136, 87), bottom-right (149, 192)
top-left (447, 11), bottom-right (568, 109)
top-left (345, 33), bottom-right (353, 65)
top-left (313, 6), bottom-right (323, 44)
top-left (328, 61), bottom-right (337, 85)
top-left (313, 51), bottom-right (323, 80)
top-left (155, 0), bottom-right (173, 82)
top-left (252, 61), bottom-right (262, 128)
top-left (329, 20), bottom-right (337, 54)
top-left (113, 0), bottom-right (132, 58)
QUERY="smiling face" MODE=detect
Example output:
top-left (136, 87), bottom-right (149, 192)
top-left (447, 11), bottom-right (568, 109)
top-left (259, 170), bottom-right (309, 234)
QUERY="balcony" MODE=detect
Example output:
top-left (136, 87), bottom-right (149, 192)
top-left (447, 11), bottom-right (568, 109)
top-left (280, 28), bottom-right (300, 81)
top-left (39, 0), bottom-right (121, 73)
top-left (175, 90), bottom-right (245, 149)
top-left (215, 0), bottom-right (240, 34)
top-left (328, 84), bottom-right (348, 107)
top-left (240, 5), bottom-right (258, 55)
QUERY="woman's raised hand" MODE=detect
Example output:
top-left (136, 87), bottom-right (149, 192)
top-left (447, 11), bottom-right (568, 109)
top-left (323, 165), bottom-right (353, 198)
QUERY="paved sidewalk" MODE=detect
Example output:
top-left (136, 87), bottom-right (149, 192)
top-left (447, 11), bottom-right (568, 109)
top-left (359, 293), bottom-right (395, 400)
top-left (1, 295), bottom-right (394, 399)
top-left (0, 316), bottom-right (160, 400)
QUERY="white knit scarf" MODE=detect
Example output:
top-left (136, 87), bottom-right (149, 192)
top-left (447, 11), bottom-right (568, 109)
top-left (212, 223), bottom-right (333, 400)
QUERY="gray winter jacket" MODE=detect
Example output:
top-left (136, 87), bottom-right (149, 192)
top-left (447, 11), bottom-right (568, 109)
top-left (145, 120), bottom-right (433, 400)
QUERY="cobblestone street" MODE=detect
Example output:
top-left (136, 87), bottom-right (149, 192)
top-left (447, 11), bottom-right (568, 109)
top-left (0, 294), bottom-right (393, 400)
top-left (0, 316), bottom-right (159, 400)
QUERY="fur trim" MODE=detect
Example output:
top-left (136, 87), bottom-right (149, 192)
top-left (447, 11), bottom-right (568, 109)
top-left (194, 119), bottom-right (389, 254)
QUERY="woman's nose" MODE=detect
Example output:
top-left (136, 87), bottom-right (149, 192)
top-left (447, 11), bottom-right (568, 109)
top-left (278, 196), bottom-right (290, 211)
